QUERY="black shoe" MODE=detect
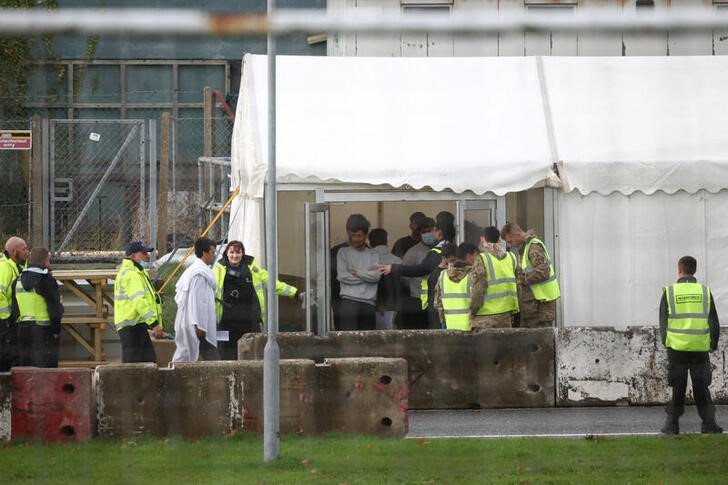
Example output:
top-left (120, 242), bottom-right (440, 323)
top-left (661, 421), bottom-right (679, 435)
top-left (701, 422), bottom-right (724, 434)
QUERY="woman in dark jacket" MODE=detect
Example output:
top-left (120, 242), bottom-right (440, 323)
top-left (213, 241), bottom-right (300, 360)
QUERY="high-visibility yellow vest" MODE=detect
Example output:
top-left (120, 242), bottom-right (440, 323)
top-left (0, 255), bottom-right (21, 319)
top-left (664, 282), bottom-right (711, 352)
top-left (213, 258), bottom-right (297, 329)
top-left (14, 275), bottom-right (50, 326)
top-left (113, 258), bottom-right (162, 331)
top-left (420, 247), bottom-right (443, 310)
top-left (476, 252), bottom-right (519, 316)
top-left (521, 237), bottom-right (560, 302)
top-left (439, 271), bottom-right (471, 331)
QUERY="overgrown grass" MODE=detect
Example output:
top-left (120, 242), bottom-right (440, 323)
top-left (1, 433), bottom-right (726, 484)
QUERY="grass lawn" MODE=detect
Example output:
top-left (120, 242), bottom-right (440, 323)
top-left (1, 433), bottom-right (726, 484)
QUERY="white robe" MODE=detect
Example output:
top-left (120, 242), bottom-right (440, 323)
top-left (172, 257), bottom-right (217, 363)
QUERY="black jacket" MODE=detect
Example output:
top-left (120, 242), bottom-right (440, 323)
top-left (659, 276), bottom-right (719, 351)
top-left (11, 265), bottom-right (64, 334)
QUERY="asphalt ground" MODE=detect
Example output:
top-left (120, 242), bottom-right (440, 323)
top-left (406, 405), bottom-right (728, 439)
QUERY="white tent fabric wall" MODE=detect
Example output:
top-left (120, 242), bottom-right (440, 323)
top-left (558, 190), bottom-right (728, 328)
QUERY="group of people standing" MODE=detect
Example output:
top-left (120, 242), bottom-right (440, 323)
top-left (0, 237), bottom-right (63, 370)
top-left (333, 211), bottom-right (560, 333)
top-left (114, 237), bottom-right (301, 365)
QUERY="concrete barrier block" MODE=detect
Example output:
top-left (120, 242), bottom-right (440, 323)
top-left (240, 330), bottom-right (554, 409)
top-left (166, 361), bottom-right (245, 437)
top-left (316, 357), bottom-right (408, 437)
top-left (0, 372), bottom-right (10, 442)
top-left (151, 338), bottom-right (176, 368)
top-left (95, 363), bottom-right (164, 437)
top-left (12, 367), bottom-right (93, 442)
top-left (237, 359), bottom-right (316, 434)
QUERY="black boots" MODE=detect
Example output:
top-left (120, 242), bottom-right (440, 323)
top-left (700, 406), bottom-right (724, 434)
top-left (661, 414), bottom-right (680, 435)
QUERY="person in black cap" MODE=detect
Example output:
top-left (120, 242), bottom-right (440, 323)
top-left (113, 241), bottom-right (164, 363)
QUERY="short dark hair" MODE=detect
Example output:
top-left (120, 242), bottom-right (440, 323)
top-left (436, 220), bottom-right (456, 242)
top-left (436, 211), bottom-right (455, 225)
top-left (368, 228), bottom-right (387, 247)
top-left (483, 226), bottom-right (501, 244)
top-left (194, 236), bottom-right (216, 258)
top-left (678, 256), bottom-right (697, 276)
top-left (440, 242), bottom-right (456, 259)
top-left (409, 211), bottom-right (427, 226)
top-left (29, 247), bottom-right (50, 266)
top-left (346, 214), bottom-right (370, 234)
top-left (421, 217), bottom-right (435, 230)
top-left (456, 242), bottom-right (478, 261)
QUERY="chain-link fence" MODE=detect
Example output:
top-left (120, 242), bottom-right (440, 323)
top-left (0, 119), bottom-right (32, 244)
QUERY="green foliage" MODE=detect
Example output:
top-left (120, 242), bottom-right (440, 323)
top-left (0, 434), bottom-right (726, 484)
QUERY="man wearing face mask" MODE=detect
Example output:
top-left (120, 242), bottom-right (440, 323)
top-left (382, 219), bottom-right (456, 329)
top-left (114, 241), bottom-right (164, 363)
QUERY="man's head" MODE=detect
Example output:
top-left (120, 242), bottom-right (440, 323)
top-left (457, 242), bottom-right (479, 266)
top-left (5, 236), bottom-right (27, 265)
top-left (435, 220), bottom-right (455, 244)
top-left (346, 214), bottom-right (371, 250)
top-left (678, 255), bottom-right (697, 277)
top-left (368, 228), bottom-right (387, 248)
top-left (29, 247), bottom-right (50, 268)
top-left (195, 237), bottom-right (217, 264)
top-left (419, 217), bottom-right (436, 246)
top-left (482, 226), bottom-right (501, 245)
top-left (500, 223), bottom-right (527, 249)
top-left (440, 242), bottom-right (457, 266)
top-left (125, 241), bottom-right (154, 264)
top-left (436, 211), bottom-right (455, 227)
top-left (409, 211), bottom-right (427, 240)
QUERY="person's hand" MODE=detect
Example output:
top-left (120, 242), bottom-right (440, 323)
top-left (380, 264), bottom-right (392, 276)
top-left (195, 327), bottom-right (206, 339)
top-left (153, 325), bottom-right (165, 339)
top-left (296, 290), bottom-right (305, 303)
top-left (53, 333), bottom-right (60, 340)
top-left (348, 268), bottom-right (358, 276)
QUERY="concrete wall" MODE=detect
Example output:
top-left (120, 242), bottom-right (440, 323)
top-left (239, 329), bottom-right (555, 409)
top-left (556, 326), bottom-right (728, 406)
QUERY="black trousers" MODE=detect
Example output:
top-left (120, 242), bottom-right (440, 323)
top-left (399, 297), bottom-right (427, 330)
top-left (0, 318), bottom-right (18, 371)
top-left (119, 324), bottom-right (157, 363)
top-left (198, 336), bottom-right (221, 361)
top-left (666, 348), bottom-right (714, 419)
top-left (338, 299), bottom-right (376, 331)
top-left (17, 322), bottom-right (34, 366)
top-left (16, 322), bottom-right (60, 368)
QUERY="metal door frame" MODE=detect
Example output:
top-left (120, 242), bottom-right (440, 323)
top-left (304, 202), bottom-right (331, 336)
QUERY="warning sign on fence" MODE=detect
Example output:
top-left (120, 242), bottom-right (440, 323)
top-left (0, 130), bottom-right (32, 150)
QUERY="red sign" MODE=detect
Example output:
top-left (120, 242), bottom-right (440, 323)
top-left (0, 130), bottom-right (32, 150)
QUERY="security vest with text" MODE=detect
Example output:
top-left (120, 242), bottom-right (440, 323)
top-left (664, 282), bottom-right (711, 352)
top-left (438, 271), bottom-right (471, 331)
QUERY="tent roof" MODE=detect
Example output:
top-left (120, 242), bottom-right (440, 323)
top-left (232, 54), bottom-right (728, 197)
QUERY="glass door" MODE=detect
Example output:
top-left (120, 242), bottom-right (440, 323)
top-left (304, 202), bottom-right (331, 336)
top-left (456, 199), bottom-right (499, 246)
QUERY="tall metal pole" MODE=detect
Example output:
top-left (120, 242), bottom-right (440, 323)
top-left (263, 0), bottom-right (280, 463)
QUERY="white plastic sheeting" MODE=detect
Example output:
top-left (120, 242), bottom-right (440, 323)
top-left (546, 56), bottom-right (728, 196)
top-left (558, 190), bottom-right (728, 328)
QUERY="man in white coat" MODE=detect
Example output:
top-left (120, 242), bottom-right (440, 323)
top-left (172, 237), bottom-right (219, 362)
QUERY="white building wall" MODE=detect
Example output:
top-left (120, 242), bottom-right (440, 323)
top-left (328, 0), bottom-right (721, 57)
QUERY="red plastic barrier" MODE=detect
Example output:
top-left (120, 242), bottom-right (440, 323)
top-left (11, 367), bottom-right (93, 442)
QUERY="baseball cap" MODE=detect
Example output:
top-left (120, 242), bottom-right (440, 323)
top-left (125, 241), bottom-right (154, 256)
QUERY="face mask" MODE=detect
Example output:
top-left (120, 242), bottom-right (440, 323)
top-left (421, 232), bottom-right (436, 246)
top-left (139, 261), bottom-right (149, 269)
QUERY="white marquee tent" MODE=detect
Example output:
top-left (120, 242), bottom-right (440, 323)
top-left (230, 53), bottom-right (728, 328)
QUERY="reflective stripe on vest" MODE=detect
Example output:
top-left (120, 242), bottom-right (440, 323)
top-left (521, 237), bottom-right (560, 302)
top-left (113, 260), bottom-right (161, 331)
top-left (420, 247), bottom-right (443, 310)
top-left (0, 257), bottom-right (21, 319)
top-left (665, 282), bottom-right (711, 352)
top-left (14, 280), bottom-right (51, 325)
top-left (439, 271), bottom-right (471, 331)
top-left (476, 252), bottom-right (519, 316)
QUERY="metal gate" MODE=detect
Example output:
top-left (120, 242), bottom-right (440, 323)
top-left (49, 119), bottom-right (156, 256)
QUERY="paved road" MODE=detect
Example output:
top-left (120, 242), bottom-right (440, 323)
top-left (406, 405), bottom-right (728, 439)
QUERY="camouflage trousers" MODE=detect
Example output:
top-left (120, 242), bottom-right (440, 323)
top-left (519, 297), bottom-right (556, 328)
top-left (470, 312), bottom-right (513, 330)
